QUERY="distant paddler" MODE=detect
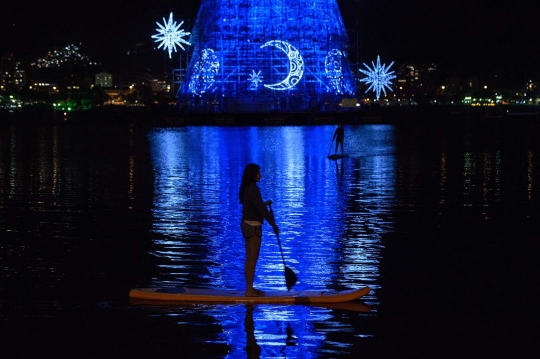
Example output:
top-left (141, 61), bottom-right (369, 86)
top-left (332, 123), bottom-right (345, 156)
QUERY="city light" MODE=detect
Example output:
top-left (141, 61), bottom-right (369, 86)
top-left (30, 44), bottom-right (93, 69)
top-left (1, 3), bottom-right (538, 113)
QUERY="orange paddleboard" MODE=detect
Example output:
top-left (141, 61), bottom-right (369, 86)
top-left (129, 287), bottom-right (370, 304)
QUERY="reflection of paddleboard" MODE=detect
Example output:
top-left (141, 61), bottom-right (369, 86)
top-left (130, 298), bottom-right (372, 312)
top-left (296, 301), bottom-right (371, 312)
top-left (328, 154), bottom-right (348, 160)
top-left (129, 287), bottom-right (370, 303)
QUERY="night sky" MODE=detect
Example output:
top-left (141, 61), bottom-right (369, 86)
top-left (1, 0), bottom-right (538, 84)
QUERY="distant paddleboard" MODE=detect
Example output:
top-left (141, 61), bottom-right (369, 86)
top-left (328, 154), bottom-right (349, 160)
top-left (129, 286), bottom-right (370, 304)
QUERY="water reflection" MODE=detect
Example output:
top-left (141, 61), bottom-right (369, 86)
top-left (244, 305), bottom-right (261, 358)
top-left (527, 149), bottom-right (534, 200)
top-left (206, 303), bottom-right (370, 359)
top-left (148, 126), bottom-right (394, 291)
top-left (148, 125), bottom-right (395, 357)
top-left (2, 119), bottom-right (539, 357)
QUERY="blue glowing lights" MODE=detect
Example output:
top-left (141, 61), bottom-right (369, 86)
top-left (248, 70), bottom-right (264, 90)
top-left (260, 40), bottom-right (304, 91)
top-left (152, 12), bottom-right (191, 58)
top-left (179, 0), bottom-right (356, 112)
top-left (188, 48), bottom-right (220, 95)
top-left (359, 55), bottom-right (396, 100)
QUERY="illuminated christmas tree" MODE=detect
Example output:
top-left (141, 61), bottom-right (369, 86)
top-left (178, 0), bottom-right (356, 112)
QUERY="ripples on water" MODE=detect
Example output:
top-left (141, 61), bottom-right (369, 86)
top-left (148, 126), bottom-right (393, 296)
top-left (1, 120), bottom-right (539, 358)
top-left (142, 125), bottom-right (393, 356)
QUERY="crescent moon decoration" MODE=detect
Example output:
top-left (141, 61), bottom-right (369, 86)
top-left (260, 40), bottom-right (304, 91)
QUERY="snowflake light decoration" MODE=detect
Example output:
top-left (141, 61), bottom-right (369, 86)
top-left (248, 70), bottom-right (264, 89)
top-left (359, 55), bottom-right (396, 100)
top-left (152, 12), bottom-right (191, 58)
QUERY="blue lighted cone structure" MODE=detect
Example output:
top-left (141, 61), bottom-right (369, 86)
top-left (178, 0), bottom-right (356, 113)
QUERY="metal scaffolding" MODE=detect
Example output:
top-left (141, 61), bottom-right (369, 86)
top-left (178, 0), bottom-right (355, 112)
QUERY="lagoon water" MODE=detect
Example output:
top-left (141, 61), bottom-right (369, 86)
top-left (1, 118), bottom-right (539, 358)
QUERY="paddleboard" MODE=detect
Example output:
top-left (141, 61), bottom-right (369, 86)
top-left (328, 154), bottom-right (348, 160)
top-left (129, 286), bottom-right (370, 304)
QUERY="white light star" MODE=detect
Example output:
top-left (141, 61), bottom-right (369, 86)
top-left (359, 55), bottom-right (396, 100)
top-left (152, 12), bottom-right (191, 58)
top-left (248, 70), bottom-right (264, 89)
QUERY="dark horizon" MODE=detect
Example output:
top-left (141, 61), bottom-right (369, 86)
top-left (1, 0), bottom-right (538, 84)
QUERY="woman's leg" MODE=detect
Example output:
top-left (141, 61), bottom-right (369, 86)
top-left (245, 235), bottom-right (262, 296)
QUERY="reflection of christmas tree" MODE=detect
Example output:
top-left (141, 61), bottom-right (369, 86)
top-left (179, 0), bottom-right (355, 112)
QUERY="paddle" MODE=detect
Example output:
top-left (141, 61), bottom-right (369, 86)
top-left (267, 203), bottom-right (298, 291)
top-left (327, 137), bottom-right (334, 157)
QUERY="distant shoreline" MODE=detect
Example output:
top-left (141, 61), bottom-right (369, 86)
top-left (1, 104), bottom-right (539, 126)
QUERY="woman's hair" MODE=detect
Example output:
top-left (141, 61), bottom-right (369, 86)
top-left (239, 163), bottom-right (260, 204)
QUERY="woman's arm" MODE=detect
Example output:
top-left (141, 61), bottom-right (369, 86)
top-left (248, 184), bottom-right (277, 227)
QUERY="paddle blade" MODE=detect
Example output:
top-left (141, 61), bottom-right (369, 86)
top-left (284, 266), bottom-right (298, 291)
